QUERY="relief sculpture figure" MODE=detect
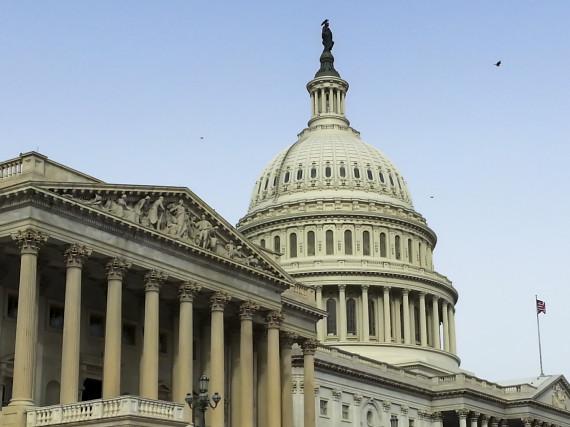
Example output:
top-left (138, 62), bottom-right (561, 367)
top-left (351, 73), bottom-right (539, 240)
top-left (196, 214), bottom-right (213, 248)
top-left (148, 196), bottom-right (165, 231)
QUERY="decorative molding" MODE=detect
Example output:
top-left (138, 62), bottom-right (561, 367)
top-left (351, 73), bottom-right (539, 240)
top-left (105, 258), bottom-right (131, 281)
top-left (64, 244), bottom-right (92, 268)
top-left (11, 228), bottom-right (48, 254)
top-left (210, 291), bottom-right (231, 311)
top-left (266, 311), bottom-right (284, 329)
top-left (301, 339), bottom-right (318, 355)
top-left (239, 301), bottom-right (259, 320)
top-left (144, 269), bottom-right (168, 292)
top-left (178, 281), bottom-right (201, 302)
top-left (332, 389), bottom-right (342, 401)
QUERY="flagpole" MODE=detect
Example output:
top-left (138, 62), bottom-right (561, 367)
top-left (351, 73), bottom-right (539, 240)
top-left (535, 295), bottom-right (545, 377)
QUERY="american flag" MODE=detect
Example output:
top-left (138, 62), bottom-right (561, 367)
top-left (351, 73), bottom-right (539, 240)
top-left (536, 299), bottom-right (546, 315)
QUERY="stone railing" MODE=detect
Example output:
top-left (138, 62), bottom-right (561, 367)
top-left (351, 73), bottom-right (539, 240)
top-left (434, 373), bottom-right (536, 397)
top-left (26, 396), bottom-right (185, 426)
top-left (282, 282), bottom-right (317, 306)
top-left (0, 158), bottom-right (23, 180)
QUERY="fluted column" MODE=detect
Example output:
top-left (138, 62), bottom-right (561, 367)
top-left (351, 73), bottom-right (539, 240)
top-left (280, 333), bottom-right (295, 427)
top-left (431, 296), bottom-right (440, 349)
top-left (267, 311), bottom-right (283, 427)
top-left (419, 292), bottom-right (427, 346)
top-left (402, 289), bottom-right (411, 344)
top-left (361, 285), bottom-right (370, 341)
top-left (302, 339), bottom-right (318, 427)
top-left (140, 270), bottom-right (167, 399)
top-left (175, 282), bottom-right (200, 413)
top-left (239, 301), bottom-right (258, 427)
top-left (339, 285), bottom-right (347, 340)
top-left (9, 229), bottom-right (47, 406)
top-left (315, 285), bottom-right (324, 341)
top-left (442, 300), bottom-right (450, 352)
top-left (210, 292), bottom-right (230, 427)
top-left (60, 244), bottom-right (91, 404)
top-left (383, 287), bottom-right (391, 342)
top-left (449, 304), bottom-right (457, 354)
top-left (102, 258), bottom-right (130, 398)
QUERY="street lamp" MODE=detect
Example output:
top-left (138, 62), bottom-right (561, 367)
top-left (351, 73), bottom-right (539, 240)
top-left (185, 375), bottom-right (222, 427)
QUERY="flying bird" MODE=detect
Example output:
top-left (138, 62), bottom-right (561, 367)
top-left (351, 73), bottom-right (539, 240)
top-left (429, 196), bottom-right (435, 199)
top-left (494, 60), bottom-right (502, 67)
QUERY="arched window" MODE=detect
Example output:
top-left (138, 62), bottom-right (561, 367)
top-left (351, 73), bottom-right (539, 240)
top-left (418, 242), bottom-right (422, 266)
top-left (284, 171), bottom-right (290, 183)
top-left (368, 299), bottom-right (376, 336)
top-left (389, 173), bottom-right (395, 186)
top-left (296, 169), bottom-right (303, 180)
top-left (347, 298), bottom-right (357, 335)
top-left (367, 169), bottom-right (373, 180)
top-left (344, 230), bottom-right (353, 255)
top-left (339, 165), bottom-right (346, 178)
top-left (395, 235), bottom-right (401, 260)
top-left (260, 239), bottom-right (266, 248)
top-left (362, 231), bottom-right (371, 256)
top-left (274, 235), bottom-right (281, 253)
top-left (354, 168), bottom-right (361, 179)
top-left (326, 230), bottom-right (334, 255)
top-left (307, 231), bottom-right (316, 256)
top-left (273, 176), bottom-right (278, 186)
top-left (326, 298), bottom-right (337, 335)
top-left (325, 166), bottom-right (332, 178)
top-left (289, 233), bottom-right (297, 258)
top-left (264, 178), bottom-right (269, 190)
top-left (310, 167), bottom-right (317, 179)
top-left (379, 170), bottom-right (385, 183)
top-left (407, 239), bottom-right (413, 263)
top-left (380, 232), bottom-right (387, 257)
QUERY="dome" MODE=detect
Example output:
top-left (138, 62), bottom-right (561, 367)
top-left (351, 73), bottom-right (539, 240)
top-left (247, 125), bottom-right (413, 215)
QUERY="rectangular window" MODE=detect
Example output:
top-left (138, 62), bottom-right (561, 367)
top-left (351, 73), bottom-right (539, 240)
top-left (319, 399), bottom-right (328, 416)
top-left (325, 230), bottom-right (334, 255)
top-left (48, 304), bottom-right (64, 330)
top-left (6, 294), bottom-right (18, 319)
top-left (342, 404), bottom-right (350, 420)
top-left (89, 313), bottom-right (105, 338)
top-left (122, 323), bottom-right (137, 346)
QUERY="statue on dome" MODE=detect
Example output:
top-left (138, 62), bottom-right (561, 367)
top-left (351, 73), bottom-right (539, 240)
top-left (321, 19), bottom-right (334, 52)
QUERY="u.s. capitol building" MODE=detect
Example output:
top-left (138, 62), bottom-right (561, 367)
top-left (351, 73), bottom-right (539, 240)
top-left (0, 25), bottom-right (568, 427)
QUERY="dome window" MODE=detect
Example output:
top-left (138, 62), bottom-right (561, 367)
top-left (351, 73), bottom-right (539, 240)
top-left (379, 171), bottom-right (385, 183)
top-left (407, 238), bottom-right (413, 263)
top-left (260, 239), bottom-right (266, 248)
top-left (307, 231), bottom-right (316, 256)
top-left (353, 168), bottom-right (360, 179)
top-left (273, 235), bottom-right (281, 253)
top-left (347, 298), bottom-right (357, 335)
top-left (264, 178), bottom-right (269, 190)
top-left (344, 230), bottom-right (353, 255)
top-left (395, 235), bottom-right (401, 260)
top-left (339, 166), bottom-right (346, 178)
top-left (326, 299), bottom-right (337, 335)
top-left (296, 169), bottom-right (303, 181)
top-left (289, 233), bottom-right (298, 258)
top-left (367, 169), bottom-right (373, 180)
top-left (284, 171), bottom-right (290, 183)
top-left (310, 167), bottom-right (317, 179)
top-left (368, 300), bottom-right (376, 336)
top-left (325, 230), bottom-right (334, 255)
top-left (325, 166), bottom-right (332, 178)
top-left (389, 174), bottom-right (395, 186)
top-left (362, 231), bottom-right (371, 256)
top-left (273, 176), bottom-right (278, 186)
top-left (380, 232), bottom-right (387, 257)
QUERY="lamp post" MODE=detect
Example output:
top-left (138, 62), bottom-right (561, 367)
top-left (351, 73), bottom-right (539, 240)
top-left (185, 375), bottom-right (222, 427)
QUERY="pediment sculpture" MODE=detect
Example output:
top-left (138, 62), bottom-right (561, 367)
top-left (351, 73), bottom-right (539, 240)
top-left (552, 383), bottom-right (568, 410)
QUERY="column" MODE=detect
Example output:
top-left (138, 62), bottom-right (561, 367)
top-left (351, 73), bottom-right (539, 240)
top-left (302, 339), bottom-right (318, 427)
top-left (210, 292), bottom-right (230, 427)
top-left (140, 270), bottom-right (167, 399)
top-left (458, 410), bottom-right (469, 427)
top-left (267, 312), bottom-right (283, 427)
top-left (102, 258), bottom-right (130, 398)
top-left (320, 88), bottom-right (326, 113)
top-left (394, 296), bottom-right (401, 343)
top-left (431, 296), bottom-right (440, 349)
top-left (230, 325), bottom-right (241, 427)
top-left (377, 294), bottom-right (384, 341)
top-left (361, 285), bottom-right (370, 342)
top-left (257, 330), bottom-right (268, 427)
top-left (175, 282), bottom-right (200, 415)
top-left (419, 292), bottom-right (427, 346)
top-left (490, 418), bottom-right (499, 427)
top-left (239, 301), bottom-right (258, 427)
top-left (336, 90), bottom-right (341, 115)
top-left (442, 300), bottom-right (450, 352)
top-left (433, 412), bottom-right (443, 427)
top-left (409, 299), bottom-right (416, 345)
top-left (60, 244), bottom-right (91, 404)
top-left (402, 289), bottom-right (411, 344)
top-left (383, 287), bottom-right (391, 342)
top-left (315, 286), bottom-right (324, 341)
top-left (280, 333), bottom-right (295, 427)
top-left (9, 229), bottom-right (47, 406)
top-left (449, 304), bottom-right (457, 354)
top-left (471, 413), bottom-right (480, 427)
top-left (339, 285), bottom-right (347, 340)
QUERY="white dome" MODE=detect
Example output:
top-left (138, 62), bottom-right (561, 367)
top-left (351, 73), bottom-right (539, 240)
top-left (247, 124), bottom-right (413, 215)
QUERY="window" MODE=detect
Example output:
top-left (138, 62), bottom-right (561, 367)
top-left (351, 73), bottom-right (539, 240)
top-left (89, 313), bottom-right (105, 338)
top-left (326, 298), bottom-right (337, 335)
top-left (264, 178), bottom-right (269, 190)
top-left (342, 404), bottom-right (351, 420)
top-left (284, 171), bottom-right (290, 183)
top-left (273, 176), bottom-right (278, 186)
top-left (367, 169), bottom-right (373, 180)
top-left (362, 231), bottom-right (371, 256)
top-left (347, 298), bottom-right (357, 335)
top-left (389, 174), bottom-right (395, 186)
top-left (260, 239), bottom-right (266, 248)
top-left (307, 231), bottom-right (316, 256)
top-left (123, 323), bottom-right (137, 346)
top-left (48, 305), bottom-right (64, 330)
top-left (368, 300), bottom-right (376, 336)
top-left (159, 332), bottom-right (168, 354)
top-left (418, 242), bottom-right (422, 266)
top-left (326, 230), bottom-right (334, 255)
top-left (344, 230), bottom-right (353, 255)
top-left (379, 170), bottom-right (385, 183)
top-left (274, 235), bottom-right (281, 253)
top-left (353, 168), bottom-right (360, 179)
top-left (395, 235), bottom-right (401, 260)
top-left (310, 167), bottom-right (317, 179)
top-left (325, 166), bottom-right (332, 178)
top-left (6, 294), bottom-right (18, 319)
top-left (407, 239), bottom-right (413, 262)
top-left (289, 233), bottom-right (298, 258)
top-left (296, 169), bottom-right (303, 180)
top-left (367, 410), bottom-right (375, 426)
top-left (320, 399), bottom-right (329, 416)
top-left (339, 165), bottom-right (346, 178)
top-left (380, 232), bottom-right (387, 257)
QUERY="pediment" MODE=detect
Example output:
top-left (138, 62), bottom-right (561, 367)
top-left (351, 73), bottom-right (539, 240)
top-left (36, 183), bottom-right (292, 285)
top-left (534, 376), bottom-right (570, 410)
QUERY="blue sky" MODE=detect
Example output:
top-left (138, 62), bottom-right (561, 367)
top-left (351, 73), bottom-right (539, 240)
top-left (1, 1), bottom-right (569, 381)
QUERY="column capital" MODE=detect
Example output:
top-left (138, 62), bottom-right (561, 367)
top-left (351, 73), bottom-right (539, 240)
top-left (64, 244), bottom-right (92, 268)
top-left (432, 295), bottom-right (440, 302)
top-left (457, 409), bottom-right (470, 419)
top-left (481, 415), bottom-right (489, 423)
top-left (266, 311), bottom-right (283, 329)
top-left (419, 291), bottom-right (426, 297)
top-left (279, 331), bottom-right (297, 347)
top-left (470, 413), bottom-right (481, 422)
top-left (239, 300), bottom-right (259, 320)
top-left (314, 285), bottom-right (323, 292)
top-left (11, 228), bottom-right (48, 254)
top-left (106, 258), bottom-right (131, 280)
top-left (432, 412), bottom-right (443, 421)
top-left (178, 281), bottom-right (201, 302)
top-left (210, 291), bottom-right (231, 311)
top-left (144, 269), bottom-right (167, 292)
top-left (383, 286), bottom-right (391, 292)
top-left (338, 284), bottom-right (346, 291)
top-left (361, 284), bottom-right (370, 291)
top-left (301, 338), bottom-right (318, 355)
top-left (521, 418), bottom-right (532, 427)
top-left (382, 400), bottom-right (391, 412)
top-left (441, 299), bottom-right (449, 307)
top-left (402, 288), bottom-right (409, 296)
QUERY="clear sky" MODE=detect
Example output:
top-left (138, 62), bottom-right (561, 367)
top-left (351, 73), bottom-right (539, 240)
top-left (1, 1), bottom-right (569, 382)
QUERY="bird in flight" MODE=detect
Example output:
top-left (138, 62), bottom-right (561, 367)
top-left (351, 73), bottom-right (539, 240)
top-left (494, 60), bottom-right (502, 67)
top-left (200, 136), bottom-right (204, 140)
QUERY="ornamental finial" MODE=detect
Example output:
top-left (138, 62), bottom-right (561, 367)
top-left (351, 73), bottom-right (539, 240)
top-left (315, 20), bottom-right (339, 78)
